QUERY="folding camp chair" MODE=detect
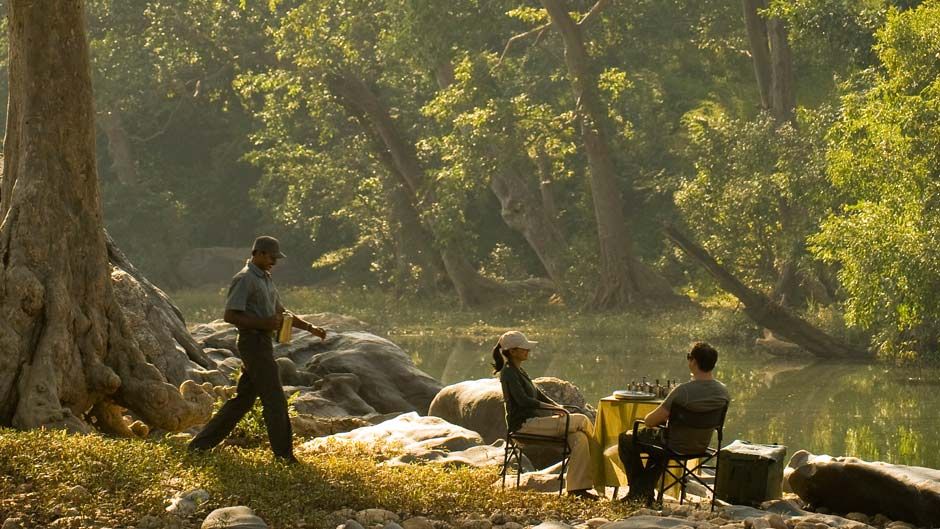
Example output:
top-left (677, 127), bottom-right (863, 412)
top-left (501, 406), bottom-right (577, 496)
top-left (633, 402), bottom-right (728, 510)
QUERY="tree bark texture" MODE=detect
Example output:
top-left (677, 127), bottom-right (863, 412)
top-left (664, 225), bottom-right (869, 359)
top-left (0, 0), bottom-right (213, 432)
top-left (433, 62), bottom-right (571, 290)
top-left (541, 0), bottom-right (677, 308)
top-left (327, 71), bottom-right (502, 306)
top-left (489, 159), bottom-right (570, 287)
top-left (742, 0), bottom-right (795, 123)
top-left (767, 17), bottom-right (795, 123)
top-left (742, 0), bottom-right (773, 111)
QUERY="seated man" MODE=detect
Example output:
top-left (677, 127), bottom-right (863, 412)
top-left (618, 342), bottom-right (730, 503)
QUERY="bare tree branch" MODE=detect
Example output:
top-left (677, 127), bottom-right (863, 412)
top-left (496, 22), bottom-right (552, 68)
top-left (577, 0), bottom-right (609, 26)
top-left (494, 0), bottom-right (609, 70)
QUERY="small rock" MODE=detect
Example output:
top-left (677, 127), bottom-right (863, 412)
top-left (2, 519), bottom-right (24, 529)
top-left (490, 514), bottom-right (512, 526)
top-left (66, 485), bottom-right (90, 502)
top-left (503, 523), bottom-right (523, 529)
top-left (432, 522), bottom-right (453, 529)
top-left (531, 523), bottom-right (573, 529)
top-left (793, 524), bottom-right (816, 529)
top-left (358, 510), bottom-right (399, 526)
top-left (843, 514), bottom-right (868, 524)
top-left (403, 517), bottom-right (435, 529)
top-left (719, 525), bottom-right (744, 529)
top-left (130, 420), bottom-right (150, 437)
top-left (745, 518), bottom-right (772, 529)
top-left (385, 523), bottom-right (405, 529)
top-left (872, 515), bottom-right (891, 527)
top-left (698, 523), bottom-right (719, 529)
top-left (886, 523), bottom-right (913, 529)
top-left (459, 520), bottom-right (492, 529)
top-left (341, 520), bottom-right (367, 529)
top-left (668, 506), bottom-right (693, 517)
top-left (202, 506), bottom-right (268, 529)
top-left (766, 515), bottom-right (787, 529)
top-left (586, 519), bottom-right (609, 529)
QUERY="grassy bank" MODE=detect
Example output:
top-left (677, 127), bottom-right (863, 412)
top-left (0, 430), bottom-right (638, 528)
top-left (170, 285), bottom-right (760, 347)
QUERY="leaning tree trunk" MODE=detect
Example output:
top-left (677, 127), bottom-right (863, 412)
top-left (541, 0), bottom-right (677, 308)
top-left (327, 71), bottom-right (503, 306)
top-left (0, 0), bottom-right (213, 433)
top-left (664, 225), bottom-right (869, 359)
top-left (433, 63), bottom-right (571, 289)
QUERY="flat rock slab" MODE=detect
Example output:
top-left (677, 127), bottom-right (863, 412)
top-left (304, 412), bottom-right (482, 453)
top-left (599, 516), bottom-right (693, 529)
top-left (202, 506), bottom-right (268, 529)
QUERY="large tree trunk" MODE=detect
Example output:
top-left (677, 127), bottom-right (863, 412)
top-left (767, 17), bottom-right (795, 123)
top-left (742, 0), bottom-right (795, 123)
top-left (540, 0), bottom-right (677, 308)
top-left (664, 225), bottom-right (868, 359)
top-left (0, 0), bottom-right (212, 433)
top-left (433, 64), bottom-right (571, 289)
top-left (327, 71), bottom-right (503, 306)
top-left (489, 159), bottom-right (570, 287)
top-left (742, 0), bottom-right (773, 111)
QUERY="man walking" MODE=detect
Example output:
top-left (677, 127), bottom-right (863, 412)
top-left (618, 342), bottom-right (730, 503)
top-left (189, 236), bottom-right (326, 463)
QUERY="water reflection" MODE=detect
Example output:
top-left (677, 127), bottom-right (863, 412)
top-left (395, 334), bottom-right (940, 469)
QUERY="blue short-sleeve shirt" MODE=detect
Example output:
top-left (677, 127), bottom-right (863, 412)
top-left (225, 261), bottom-right (280, 319)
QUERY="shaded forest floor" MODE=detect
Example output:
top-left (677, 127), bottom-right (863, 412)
top-left (0, 430), bottom-right (638, 528)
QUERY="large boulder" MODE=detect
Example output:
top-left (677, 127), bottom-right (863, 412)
top-left (190, 321), bottom-right (441, 424)
top-left (428, 377), bottom-right (594, 444)
top-left (428, 379), bottom-right (505, 443)
top-left (785, 450), bottom-right (940, 527)
top-left (296, 332), bottom-right (442, 415)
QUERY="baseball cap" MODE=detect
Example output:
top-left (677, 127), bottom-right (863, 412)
top-left (499, 330), bottom-right (538, 350)
top-left (251, 236), bottom-right (286, 258)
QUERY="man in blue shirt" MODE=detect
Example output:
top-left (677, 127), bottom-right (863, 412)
top-left (189, 236), bottom-right (326, 463)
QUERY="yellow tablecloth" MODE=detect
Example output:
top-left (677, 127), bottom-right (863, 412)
top-left (592, 396), bottom-right (661, 489)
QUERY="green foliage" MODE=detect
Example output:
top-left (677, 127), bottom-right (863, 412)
top-left (810, 0), bottom-right (940, 359)
top-left (675, 108), bottom-right (839, 293)
top-left (0, 430), bottom-right (639, 528)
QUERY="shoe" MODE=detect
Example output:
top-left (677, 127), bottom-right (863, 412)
top-left (567, 489), bottom-right (599, 501)
top-left (275, 454), bottom-right (300, 465)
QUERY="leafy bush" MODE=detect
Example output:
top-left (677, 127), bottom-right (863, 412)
top-left (811, 1), bottom-right (940, 360)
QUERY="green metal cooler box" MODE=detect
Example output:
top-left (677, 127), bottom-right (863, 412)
top-left (716, 440), bottom-right (787, 505)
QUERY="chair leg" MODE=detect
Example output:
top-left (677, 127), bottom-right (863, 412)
top-left (515, 447), bottom-right (522, 489)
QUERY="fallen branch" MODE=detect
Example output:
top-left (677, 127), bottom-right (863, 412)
top-left (663, 223), bottom-right (869, 359)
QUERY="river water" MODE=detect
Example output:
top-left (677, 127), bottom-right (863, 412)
top-left (393, 334), bottom-right (940, 469)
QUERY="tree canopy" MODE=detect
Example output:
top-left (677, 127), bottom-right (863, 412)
top-left (3, 0), bottom-right (936, 358)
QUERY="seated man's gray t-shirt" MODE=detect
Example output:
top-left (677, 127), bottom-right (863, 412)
top-left (225, 261), bottom-right (280, 322)
top-left (661, 379), bottom-right (730, 454)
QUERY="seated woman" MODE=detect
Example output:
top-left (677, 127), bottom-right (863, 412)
top-left (493, 330), bottom-right (598, 499)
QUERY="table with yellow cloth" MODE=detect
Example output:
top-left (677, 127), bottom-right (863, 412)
top-left (591, 396), bottom-right (661, 493)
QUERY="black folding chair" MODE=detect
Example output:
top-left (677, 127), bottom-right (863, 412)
top-left (501, 406), bottom-right (576, 496)
top-left (633, 402), bottom-right (728, 510)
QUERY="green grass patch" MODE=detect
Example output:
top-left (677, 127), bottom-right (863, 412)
top-left (0, 429), bottom-right (640, 528)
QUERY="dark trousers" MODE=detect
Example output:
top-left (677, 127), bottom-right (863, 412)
top-left (189, 332), bottom-right (294, 458)
top-left (619, 427), bottom-right (668, 501)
